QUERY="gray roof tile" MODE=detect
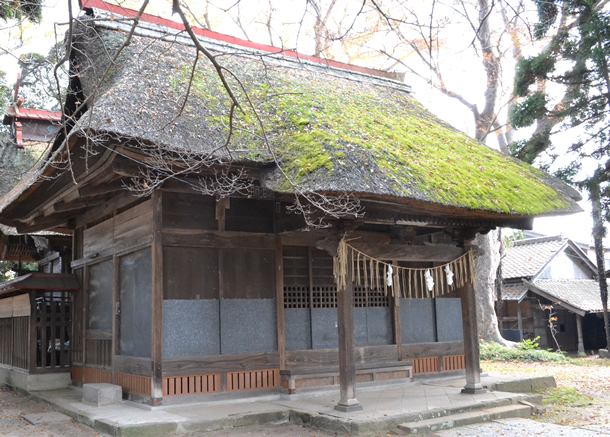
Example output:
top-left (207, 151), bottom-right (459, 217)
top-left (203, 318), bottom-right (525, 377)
top-left (532, 278), bottom-right (603, 313)
top-left (502, 236), bottom-right (566, 279)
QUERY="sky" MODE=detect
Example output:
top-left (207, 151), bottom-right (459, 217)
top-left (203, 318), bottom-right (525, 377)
top-left (0, 0), bottom-right (599, 246)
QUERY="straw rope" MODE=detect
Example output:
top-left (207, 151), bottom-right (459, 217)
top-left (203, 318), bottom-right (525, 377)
top-left (333, 239), bottom-right (475, 298)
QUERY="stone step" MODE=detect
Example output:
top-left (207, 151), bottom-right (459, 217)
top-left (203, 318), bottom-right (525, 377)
top-left (397, 403), bottom-right (532, 434)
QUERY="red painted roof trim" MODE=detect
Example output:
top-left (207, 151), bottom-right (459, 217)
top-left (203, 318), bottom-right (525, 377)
top-left (80, 0), bottom-right (399, 80)
top-left (6, 107), bottom-right (62, 122)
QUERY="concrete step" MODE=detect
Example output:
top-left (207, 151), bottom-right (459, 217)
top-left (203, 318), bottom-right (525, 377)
top-left (397, 403), bottom-right (532, 434)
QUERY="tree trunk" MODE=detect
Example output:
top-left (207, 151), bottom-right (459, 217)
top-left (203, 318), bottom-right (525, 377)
top-left (473, 230), bottom-right (513, 346)
top-left (588, 173), bottom-right (610, 352)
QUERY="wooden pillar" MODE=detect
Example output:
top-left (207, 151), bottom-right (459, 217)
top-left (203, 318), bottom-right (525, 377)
top-left (392, 260), bottom-right (402, 360)
top-left (576, 314), bottom-right (585, 355)
top-left (276, 236), bottom-right (286, 369)
top-left (335, 250), bottom-right (363, 412)
top-left (460, 281), bottom-right (486, 394)
top-left (150, 190), bottom-right (164, 405)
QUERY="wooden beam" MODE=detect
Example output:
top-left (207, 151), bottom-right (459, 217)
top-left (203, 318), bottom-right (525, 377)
top-left (112, 159), bottom-right (141, 178)
top-left (74, 190), bottom-right (141, 229)
top-left (50, 198), bottom-right (106, 214)
top-left (351, 243), bottom-right (464, 262)
top-left (216, 197), bottom-right (230, 232)
top-left (16, 210), bottom-right (87, 234)
top-left (162, 230), bottom-right (275, 249)
top-left (78, 181), bottom-right (125, 198)
top-left (281, 230), bottom-right (392, 246)
top-left (335, 250), bottom-right (363, 412)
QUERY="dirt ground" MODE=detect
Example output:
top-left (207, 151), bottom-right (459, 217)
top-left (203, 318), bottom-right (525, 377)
top-left (0, 385), bottom-right (109, 437)
top-left (482, 356), bottom-right (610, 429)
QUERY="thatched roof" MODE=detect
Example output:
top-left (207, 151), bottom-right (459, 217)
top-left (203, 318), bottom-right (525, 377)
top-left (0, 14), bottom-right (582, 232)
top-left (67, 16), bottom-right (581, 219)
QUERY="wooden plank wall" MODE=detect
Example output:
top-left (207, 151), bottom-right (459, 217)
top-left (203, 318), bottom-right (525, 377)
top-left (82, 200), bottom-right (153, 260)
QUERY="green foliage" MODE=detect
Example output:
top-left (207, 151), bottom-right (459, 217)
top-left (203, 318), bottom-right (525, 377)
top-left (543, 387), bottom-right (593, 406)
top-left (513, 55), bottom-right (555, 97)
top-left (553, 161), bottom-right (581, 185)
top-left (510, 2), bottom-right (610, 173)
top-left (533, 0), bottom-right (559, 39)
top-left (510, 92), bottom-right (548, 128)
top-left (0, 262), bottom-right (36, 283)
top-left (480, 340), bottom-right (573, 363)
top-left (517, 336), bottom-right (540, 350)
top-left (0, 0), bottom-right (43, 23)
top-left (507, 127), bottom-right (552, 164)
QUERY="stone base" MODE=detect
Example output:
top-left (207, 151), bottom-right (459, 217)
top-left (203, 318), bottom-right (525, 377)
top-left (0, 365), bottom-right (71, 391)
top-left (83, 383), bottom-right (123, 406)
top-left (334, 398), bottom-right (364, 412)
top-left (599, 349), bottom-right (609, 359)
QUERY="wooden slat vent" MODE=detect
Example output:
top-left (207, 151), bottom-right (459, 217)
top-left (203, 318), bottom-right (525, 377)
top-left (71, 365), bottom-right (83, 383)
top-left (84, 367), bottom-right (112, 383)
top-left (163, 373), bottom-right (221, 397)
top-left (116, 373), bottom-right (151, 397)
top-left (408, 357), bottom-right (439, 374)
top-left (443, 354), bottom-right (466, 371)
top-left (227, 369), bottom-right (280, 392)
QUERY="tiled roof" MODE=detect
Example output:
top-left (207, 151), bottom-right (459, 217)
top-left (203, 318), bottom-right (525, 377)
top-left (501, 283), bottom-right (528, 301)
top-left (532, 279), bottom-right (604, 313)
top-left (502, 236), bottom-right (566, 279)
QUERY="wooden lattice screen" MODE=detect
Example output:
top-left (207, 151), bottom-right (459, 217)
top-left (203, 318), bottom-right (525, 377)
top-left (227, 369), bottom-right (280, 392)
top-left (443, 355), bottom-right (466, 371)
top-left (34, 291), bottom-right (71, 370)
top-left (163, 374), bottom-right (221, 397)
top-left (283, 246), bottom-right (390, 309)
top-left (408, 357), bottom-right (439, 374)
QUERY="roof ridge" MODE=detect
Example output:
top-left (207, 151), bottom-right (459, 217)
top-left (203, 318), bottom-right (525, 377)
top-left (80, 0), bottom-right (406, 84)
top-left (513, 235), bottom-right (565, 246)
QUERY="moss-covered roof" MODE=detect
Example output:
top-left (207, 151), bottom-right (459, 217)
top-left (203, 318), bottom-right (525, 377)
top-left (70, 20), bottom-right (581, 218)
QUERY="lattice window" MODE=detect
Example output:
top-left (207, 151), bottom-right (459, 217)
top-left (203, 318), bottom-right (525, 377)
top-left (284, 287), bottom-right (310, 308)
top-left (312, 286), bottom-right (337, 308)
top-left (283, 246), bottom-right (391, 309)
top-left (354, 289), bottom-right (367, 307)
top-left (368, 291), bottom-right (390, 307)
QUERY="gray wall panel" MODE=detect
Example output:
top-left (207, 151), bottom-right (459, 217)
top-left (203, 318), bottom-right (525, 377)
top-left (220, 299), bottom-right (277, 354)
top-left (367, 307), bottom-right (393, 345)
top-left (400, 298), bottom-right (435, 343)
top-left (285, 308), bottom-right (312, 351)
top-left (162, 299), bottom-right (220, 358)
top-left (436, 298), bottom-right (464, 342)
top-left (354, 308), bottom-right (368, 347)
top-left (311, 308), bottom-right (338, 349)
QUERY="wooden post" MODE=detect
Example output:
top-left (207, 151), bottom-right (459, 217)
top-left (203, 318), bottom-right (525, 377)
top-left (392, 260), bottom-right (402, 360)
top-left (335, 250), bottom-right (363, 412)
top-left (460, 281), bottom-right (486, 394)
top-left (276, 236), bottom-right (286, 369)
top-left (576, 314), bottom-right (585, 355)
top-left (517, 301), bottom-right (523, 332)
top-left (150, 191), bottom-right (164, 405)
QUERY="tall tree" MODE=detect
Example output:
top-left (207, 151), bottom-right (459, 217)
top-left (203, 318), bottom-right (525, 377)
top-left (510, 0), bottom-right (610, 350)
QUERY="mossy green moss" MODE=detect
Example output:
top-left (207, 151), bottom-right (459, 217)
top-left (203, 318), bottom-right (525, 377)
top-left (170, 57), bottom-right (570, 215)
